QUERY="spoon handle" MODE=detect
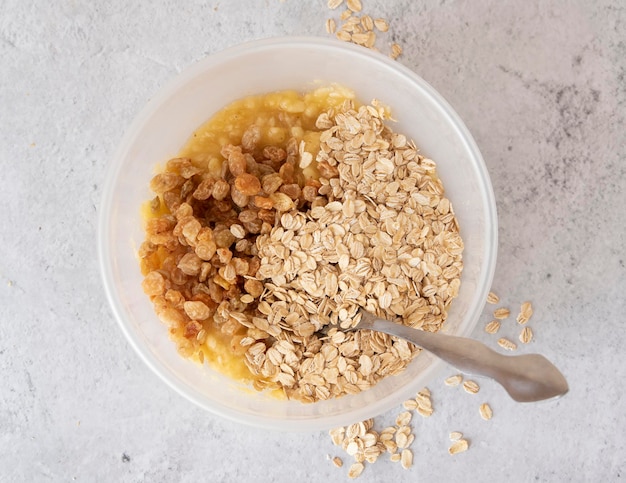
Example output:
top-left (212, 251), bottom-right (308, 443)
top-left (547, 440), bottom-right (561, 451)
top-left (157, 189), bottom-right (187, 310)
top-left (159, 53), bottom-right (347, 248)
top-left (360, 315), bottom-right (568, 402)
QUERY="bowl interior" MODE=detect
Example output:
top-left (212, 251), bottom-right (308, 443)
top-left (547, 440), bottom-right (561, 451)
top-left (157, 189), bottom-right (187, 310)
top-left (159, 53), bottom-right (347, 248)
top-left (99, 37), bottom-right (497, 431)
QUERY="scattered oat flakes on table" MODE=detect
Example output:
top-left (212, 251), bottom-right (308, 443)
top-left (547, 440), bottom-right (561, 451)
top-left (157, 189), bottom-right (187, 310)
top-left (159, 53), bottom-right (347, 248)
top-left (517, 301), bottom-right (533, 324)
top-left (479, 403), bottom-right (493, 420)
top-left (336, 30), bottom-right (351, 42)
top-left (403, 398), bottom-right (418, 410)
top-left (390, 43), bottom-right (403, 59)
top-left (448, 439), bottom-right (469, 455)
top-left (374, 18), bottom-right (389, 32)
top-left (416, 387), bottom-right (434, 417)
top-left (346, 0), bottom-right (362, 13)
top-left (330, 427), bottom-right (346, 446)
top-left (462, 380), bottom-right (480, 394)
top-left (493, 307), bottom-right (511, 319)
top-left (400, 449), bottom-right (413, 469)
top-left (484, 320), bottom-right (501, 334)
top-left (325, 18), bottom-right (337, 34)
top-left (497, 337), bottom-right (517, 351)
top-left (449, 431), bottom-right (463, 441)
top-left (486, 291), bottom-right (499, 304)
top-left (340, 9), bottom-right (352, 20)
top-left (395, 411), bottom-right (412, 427)
top-left (348, 462), bottom-right (365, 478)
top-left (360, 14), bottom-right (374, 31)
top-left (519, 326), bottom-right (533, 344)
top-left (444, 374), bottom-right (463, 386)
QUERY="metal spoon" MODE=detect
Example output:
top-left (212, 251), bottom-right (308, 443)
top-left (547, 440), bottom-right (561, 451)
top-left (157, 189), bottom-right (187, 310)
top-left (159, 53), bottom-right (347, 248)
top-left (346, 309), bottom-right (569, 402)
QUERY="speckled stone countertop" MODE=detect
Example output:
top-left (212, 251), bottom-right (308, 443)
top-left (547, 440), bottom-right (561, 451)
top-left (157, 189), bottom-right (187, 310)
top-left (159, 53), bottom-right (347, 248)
top-left (1, 1), bottom-right (625, 481)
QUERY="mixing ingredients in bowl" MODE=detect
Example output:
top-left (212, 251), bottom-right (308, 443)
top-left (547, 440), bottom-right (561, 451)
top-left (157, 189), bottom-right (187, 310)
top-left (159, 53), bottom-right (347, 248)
top-left (137, 85), bottom-right (464, 403)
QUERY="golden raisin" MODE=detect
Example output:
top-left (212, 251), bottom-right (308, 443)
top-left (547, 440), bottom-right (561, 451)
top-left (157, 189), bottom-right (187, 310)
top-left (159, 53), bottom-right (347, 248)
top-left (142, 271), bottom-right (166, 296)
top-left (184, 320), bottom-right (203, 338)
top-left (231, 258), bottom-right (250, 276)
top-left (228, 151), bottom-right (247, 177)
top-left (278, 163), bottom-right (295, 183)
top-left (213, 228), bottom-right (236, 248)
top-left (280, 183), bottom-right (301, 200)
top-left (183, 301), bottom-right (211, 320)
top-left (285, 137), bottom-right (298, 156)
top-left (242, 219), bottom-right (263, 234)
top-left (177, 253), bottom-right (203, 276)
top-left (208, 280), bottom-right (224, 303)
top-left (244, 153), bottom-right (261, 177)
top-left (195, 240), bottom-right (217, 261)
top-left (238, 209), bottom-right (259, 224)
top-left (163, 191), bottom-right (181, 212)
top-left (193, 177), bottom-right (215, 200)
top-left (257, 209), bottom-right (275, 224)
top-left (241, 125), bottom-right (261, 152)
top-left (177, 217), bottom-right (201, 245)
top-left (146, 217), bottom-right (174, 235)
top-left (150, 172), bottom-right (181, 194)
top-left (261, 173), bottom-right (284, 194)
top-left (213, 200), bottom-right (233, 213)
top-left (247, 257), bottom-right (261, 276)
top-left (220, 144), bottom-right (240, 158)
top-left (170, 268), bottom-right (188, 285)
top-left (216, 248), bottom-right (233, 265)
top-left (212, 179), bottom-right (230, 201)
top-left (180, 179), bottom-right (194, 199)
top-left (234, 173), bottom-right (261, 196)
top-left (253, 196), bottom-right (274, 210)
top-left (196, 227), bottom-right (214, 242)
top-left (263, 145), bottom-right (287, 163)
top-left (157, 306), bottom-right (186, 328)
top-left (164, 289), bottom-right (185, 309)
top-left (269, 192), bottom-right (295, 212)
top-left (244, 279), bottom-right (264, 298)
top-left (166, 157), bottom-right (191, 172)
top-left (302, 185), bottom-right (318, 202)
top-left (149, 196), bottom-right (160, 213)
top-left (230, 186), bottom-right (250, 208)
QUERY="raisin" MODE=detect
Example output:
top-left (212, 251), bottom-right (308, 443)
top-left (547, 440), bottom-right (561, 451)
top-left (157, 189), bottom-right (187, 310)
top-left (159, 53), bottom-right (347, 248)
top-left (230, 186), bottom-right (250, 208)
top-left (257, 209), bottom-right (275, 224)
top-left (234, 173), bottom-right (261, 196)
top-left (228, 151), bottom-right (247, 177)
top-left (142, 271), bottom-right (166, 296)
top-left (280, 183), bottom-right (301, 200)
top-left (302, 185), bottom-right (318, 202)
top-left (244, 279), bottom-right (264, 298)
top-left (278, 163), bottom-right (295, 184)
top-left (150, 172), bottom-right (181, 194)
top-left (193, 177), bottom-right (215, 200)
top-left (263, 146), bottom-right (287, 163)
top-left (238, 209), bottom-right (259, 224)
top-left (261, 173), bottom-right (284, 194)
top-left (253, 196), bottom-right (274, 210)
top-left (212, 179), bottom-right (230, 201)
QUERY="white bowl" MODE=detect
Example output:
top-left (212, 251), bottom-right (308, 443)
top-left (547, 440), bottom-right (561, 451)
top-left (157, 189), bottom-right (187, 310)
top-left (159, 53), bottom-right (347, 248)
top-left (98, 37), bottom-right (497, 431)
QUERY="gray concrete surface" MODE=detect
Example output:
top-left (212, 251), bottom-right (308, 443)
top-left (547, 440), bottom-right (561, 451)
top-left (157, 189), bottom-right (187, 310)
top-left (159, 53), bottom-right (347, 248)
top-left (1, 0), bottom-right (624, 481)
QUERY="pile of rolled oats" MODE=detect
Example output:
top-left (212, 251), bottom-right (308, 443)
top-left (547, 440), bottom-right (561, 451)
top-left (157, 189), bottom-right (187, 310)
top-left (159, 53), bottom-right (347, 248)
top-left (249, 100), bottom-right (463, 401)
